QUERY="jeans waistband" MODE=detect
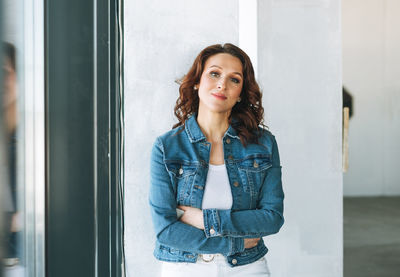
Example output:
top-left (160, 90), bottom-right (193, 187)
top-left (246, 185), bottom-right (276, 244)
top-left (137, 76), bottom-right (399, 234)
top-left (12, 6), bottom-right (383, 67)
top-left (197, 254), bottom-right (225, 263)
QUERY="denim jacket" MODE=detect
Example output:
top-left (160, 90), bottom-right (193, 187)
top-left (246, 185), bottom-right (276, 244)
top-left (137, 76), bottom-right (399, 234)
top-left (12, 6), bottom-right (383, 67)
top-left (149, 114), bottom-right (284, 267)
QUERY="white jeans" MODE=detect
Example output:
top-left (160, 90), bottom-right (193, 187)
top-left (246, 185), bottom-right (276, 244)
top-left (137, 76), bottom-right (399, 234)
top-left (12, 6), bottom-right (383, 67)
top-left (160, 254), bottom-right (271, 277)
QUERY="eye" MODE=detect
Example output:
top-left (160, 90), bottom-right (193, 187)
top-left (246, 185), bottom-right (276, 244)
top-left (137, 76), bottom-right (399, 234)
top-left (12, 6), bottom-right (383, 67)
top-left (230, 78), bottom-right (240, 84)
top-left (209, 71), bottom-right (220, 78)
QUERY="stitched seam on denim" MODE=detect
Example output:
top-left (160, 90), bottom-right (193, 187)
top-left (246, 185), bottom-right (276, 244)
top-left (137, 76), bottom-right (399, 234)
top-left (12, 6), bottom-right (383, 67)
top-left (220, 231), bottom-right (263, 236)
top-left (156, 137), bottom-right (178, 198)
top-left (232, 247), bottom-right (268, 266)
top-left (157, 137), bottom-right (168, 172)
top-left (185, 123), bottom-right (195, 143)
top-left (211, 209), bottom-right (220, 235)
top-left (229, 237), bottom-right (234, 255)
top-left (185, 117), bottom-right (207, 143)
top-left (239, 164), bottom-right (272, 172)
top-left (203, 210), bottom-right (210, 237)
top-left (223, 124), bottom-right (240, 140)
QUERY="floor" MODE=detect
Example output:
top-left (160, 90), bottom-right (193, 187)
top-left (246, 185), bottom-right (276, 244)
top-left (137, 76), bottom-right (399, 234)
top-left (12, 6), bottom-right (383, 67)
top-left (344, 197), bottom-right (400, 277)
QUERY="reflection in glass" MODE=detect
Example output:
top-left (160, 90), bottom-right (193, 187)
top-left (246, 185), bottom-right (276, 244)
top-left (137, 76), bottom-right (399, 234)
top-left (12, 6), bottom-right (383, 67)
top-left (2, 1), bottom-right (25, 275)
top-left (2, 41), bottom-right (23, 276)
top-left (3, 41), bottom-right (19, 262)
top-left (2, 0), bottom-right (45, 275)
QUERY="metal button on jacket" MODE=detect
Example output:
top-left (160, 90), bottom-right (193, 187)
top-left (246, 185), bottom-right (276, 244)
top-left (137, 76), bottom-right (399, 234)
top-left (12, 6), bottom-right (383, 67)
top-left (226, 138), bottom-right (231, 144)
top-left (210, 227), bottom-right (216, 235)
top-left (253, 161), bottom-right (259, 168)
top-left (232, 259), bottom-right (238, 265)
top-left (179, 167), bottom-right (183, 175)
top-left (233, 181), bottom-right (239, 187)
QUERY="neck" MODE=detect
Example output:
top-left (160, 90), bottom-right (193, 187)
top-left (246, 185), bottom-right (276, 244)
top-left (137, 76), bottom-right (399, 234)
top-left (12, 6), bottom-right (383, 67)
top-left (196, 108), bottom-right (230, 143)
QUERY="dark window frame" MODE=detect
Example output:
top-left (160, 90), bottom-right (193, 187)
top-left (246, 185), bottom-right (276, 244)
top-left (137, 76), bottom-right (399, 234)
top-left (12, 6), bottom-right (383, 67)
top-left (46, 0), bottom-right (124, 276)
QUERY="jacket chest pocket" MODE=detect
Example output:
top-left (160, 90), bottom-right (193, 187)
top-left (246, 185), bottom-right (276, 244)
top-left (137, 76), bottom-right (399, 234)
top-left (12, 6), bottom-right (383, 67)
top-left (165, 161), bottom-right (198, 205)
top-left (237, 155), bottom-right (272, 198)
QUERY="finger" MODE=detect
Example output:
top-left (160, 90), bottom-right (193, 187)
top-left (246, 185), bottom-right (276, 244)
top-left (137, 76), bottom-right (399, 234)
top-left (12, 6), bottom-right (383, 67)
top-left (177, 205), bottom-right (187, 211)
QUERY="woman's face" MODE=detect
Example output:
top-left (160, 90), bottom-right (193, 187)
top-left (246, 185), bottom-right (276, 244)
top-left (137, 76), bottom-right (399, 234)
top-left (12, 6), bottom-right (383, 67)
top-left (197, 53), bottom-right (243, 115)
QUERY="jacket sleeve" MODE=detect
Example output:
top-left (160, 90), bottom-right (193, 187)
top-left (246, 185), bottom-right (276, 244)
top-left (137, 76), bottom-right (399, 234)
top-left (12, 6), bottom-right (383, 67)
top-left (202, 135), bottom-right (284, 238)
top-left (149, 137), bottom-right (244, 255)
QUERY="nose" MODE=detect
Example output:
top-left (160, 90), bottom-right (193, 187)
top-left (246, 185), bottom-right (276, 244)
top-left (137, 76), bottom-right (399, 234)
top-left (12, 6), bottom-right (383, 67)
top-left (217, 78), bottom-right (227, 90)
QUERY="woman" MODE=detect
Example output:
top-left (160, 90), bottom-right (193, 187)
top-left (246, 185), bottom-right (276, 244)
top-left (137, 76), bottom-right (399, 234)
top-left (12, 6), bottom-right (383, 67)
top-left (149, 43), bottom-right (284, 277)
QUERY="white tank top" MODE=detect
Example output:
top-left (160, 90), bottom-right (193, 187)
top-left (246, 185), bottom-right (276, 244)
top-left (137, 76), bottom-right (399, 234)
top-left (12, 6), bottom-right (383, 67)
top-left (201, 163), bottom-right (233, 210)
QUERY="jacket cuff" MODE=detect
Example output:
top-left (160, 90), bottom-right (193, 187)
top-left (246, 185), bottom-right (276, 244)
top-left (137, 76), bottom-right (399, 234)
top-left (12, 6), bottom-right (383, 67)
top-left (229, 237), bottom-right (244, 255)
top-left (203, 209), bottom-right (220, 238)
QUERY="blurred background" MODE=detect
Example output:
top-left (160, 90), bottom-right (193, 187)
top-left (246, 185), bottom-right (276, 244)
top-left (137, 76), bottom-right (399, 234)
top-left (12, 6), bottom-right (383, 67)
top-left (0, 0), bottom-right (399, 277)
top-left (342, 0), bottom-right (400, 276)
top-left (1, 1), bottom-right (41, 276)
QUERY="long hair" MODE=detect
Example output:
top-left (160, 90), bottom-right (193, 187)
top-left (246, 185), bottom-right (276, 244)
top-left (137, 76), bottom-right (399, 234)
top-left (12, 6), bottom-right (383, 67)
top-left (173, 43), bottom-right (266, 146)
top-left (3, 42), bottom-right (16, 71)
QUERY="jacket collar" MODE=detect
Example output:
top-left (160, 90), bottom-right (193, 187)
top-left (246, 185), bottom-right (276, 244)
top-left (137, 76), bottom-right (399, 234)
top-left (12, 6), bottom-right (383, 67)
top-left (185, 113), bottom-right (240, 143)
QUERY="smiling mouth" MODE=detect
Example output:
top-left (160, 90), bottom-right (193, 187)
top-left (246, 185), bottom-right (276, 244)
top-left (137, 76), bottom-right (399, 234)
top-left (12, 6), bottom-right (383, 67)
top-left (211, 93), bottom-right (227, 100)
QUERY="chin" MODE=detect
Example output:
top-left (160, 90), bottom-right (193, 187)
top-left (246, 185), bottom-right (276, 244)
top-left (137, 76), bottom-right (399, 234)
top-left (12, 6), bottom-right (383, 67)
top-left (199, 100), bottom-right (235, 114)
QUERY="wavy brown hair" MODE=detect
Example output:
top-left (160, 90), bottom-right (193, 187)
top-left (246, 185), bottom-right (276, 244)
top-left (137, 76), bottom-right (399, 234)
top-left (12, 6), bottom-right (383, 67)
top-left (173, 43), bottom-right (266, 146)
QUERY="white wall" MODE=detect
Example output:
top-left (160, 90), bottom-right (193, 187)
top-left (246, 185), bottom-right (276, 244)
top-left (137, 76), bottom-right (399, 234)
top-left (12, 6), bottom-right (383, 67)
top-left (342, 0), bottom-right (400, 196)
top-left (124, 1), bottom-right (239, 276)
top-left (124, 1), bottom-right (342, 276)
top-left (257, 1), bottom-right (342, 276)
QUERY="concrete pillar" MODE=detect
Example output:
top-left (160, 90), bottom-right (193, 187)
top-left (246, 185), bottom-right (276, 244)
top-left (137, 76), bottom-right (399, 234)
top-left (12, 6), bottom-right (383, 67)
top-left (257, 1), bottom-right (342, 276)
top-left (124, 1), bottom-right (239, 276)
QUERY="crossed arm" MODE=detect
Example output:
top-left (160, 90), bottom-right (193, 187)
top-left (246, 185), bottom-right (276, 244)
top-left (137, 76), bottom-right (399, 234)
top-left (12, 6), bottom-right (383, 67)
top-left (149, 136), bottom-right (284, 255)
top-left (178, 205), bottom-right (261, 249)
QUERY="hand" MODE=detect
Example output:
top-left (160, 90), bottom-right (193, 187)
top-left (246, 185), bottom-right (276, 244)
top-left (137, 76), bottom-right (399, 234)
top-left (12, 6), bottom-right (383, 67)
top-left (244, 238), bottom-right (260, 249)
top-left (177, 205), bottom-right (205, 230)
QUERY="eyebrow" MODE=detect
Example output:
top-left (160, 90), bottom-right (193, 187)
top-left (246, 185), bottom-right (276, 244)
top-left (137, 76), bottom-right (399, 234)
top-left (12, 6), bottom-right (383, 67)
top-left (209, 65), bottom-right (243, 78)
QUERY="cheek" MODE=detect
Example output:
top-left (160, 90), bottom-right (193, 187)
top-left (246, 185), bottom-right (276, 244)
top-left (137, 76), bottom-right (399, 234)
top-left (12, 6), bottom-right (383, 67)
top-left (232, 85), bottom-right (242, 97)
top-left (197, 86), bottom-right (210, 102)
top-left (199, 75), bottom-right (215, 88)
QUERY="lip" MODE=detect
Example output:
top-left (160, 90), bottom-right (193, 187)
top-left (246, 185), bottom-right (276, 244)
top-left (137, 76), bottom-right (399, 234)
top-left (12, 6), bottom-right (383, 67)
top-left (211, 93), bottom-right (227, 100)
